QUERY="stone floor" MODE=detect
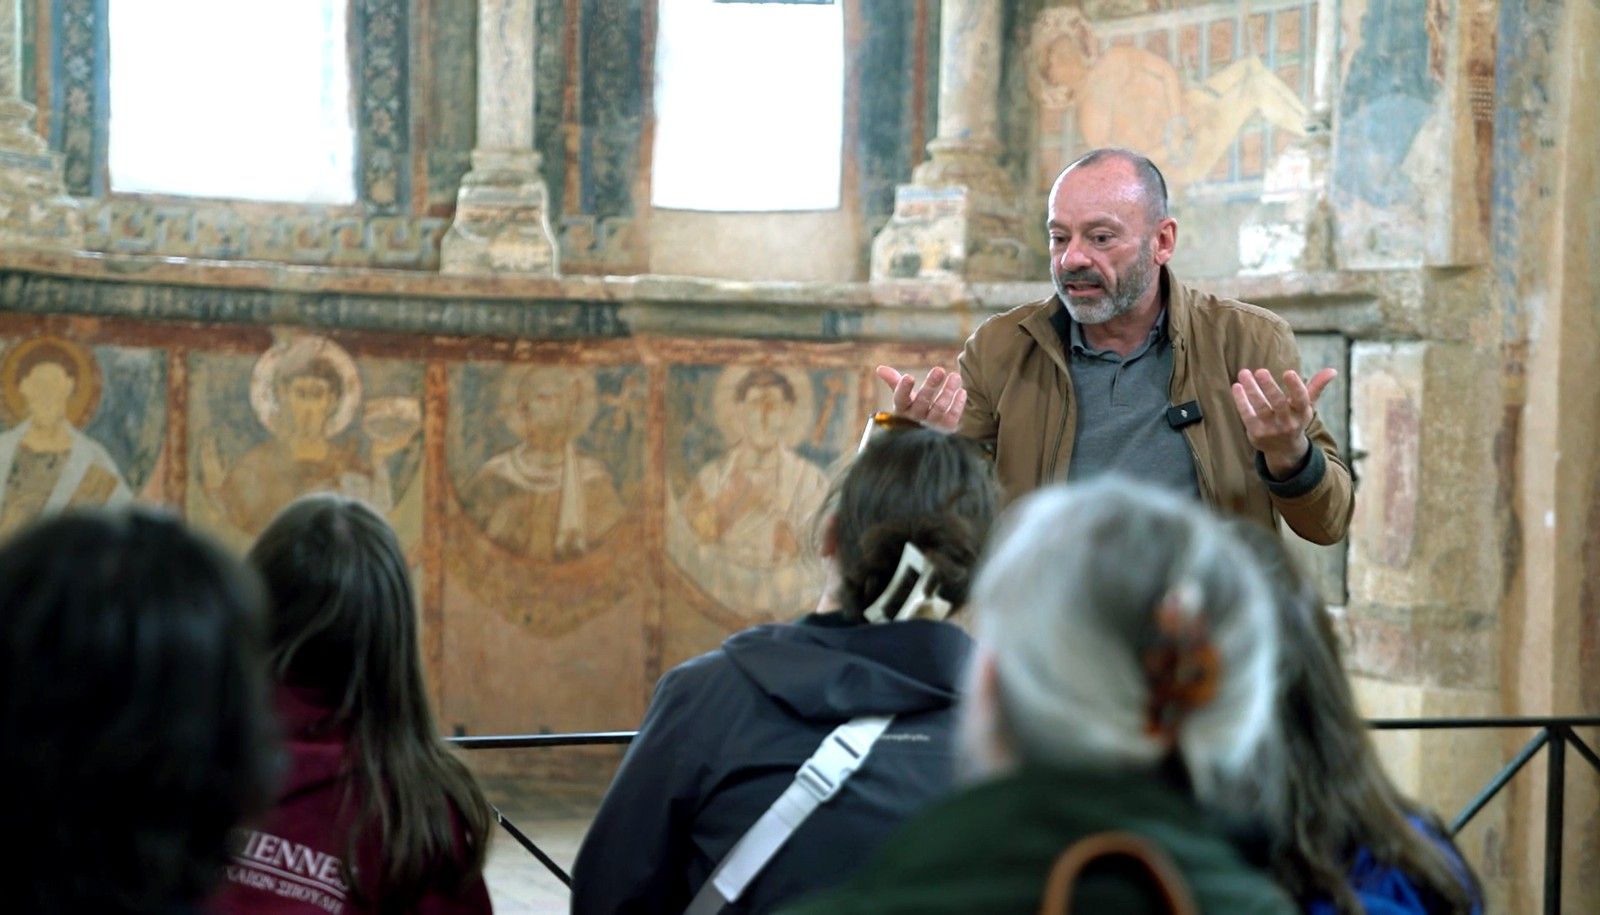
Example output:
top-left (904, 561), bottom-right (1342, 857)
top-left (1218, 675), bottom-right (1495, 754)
top-left (482, 810), bottom-right (592, 915)
top-left (473, 758), bottom-right (616, 915)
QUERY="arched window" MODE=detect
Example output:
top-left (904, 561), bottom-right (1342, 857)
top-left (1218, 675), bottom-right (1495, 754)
top-left (650, 0), bottom-right (844, 212)
top-left (107, 0), bottom-right (356, 204)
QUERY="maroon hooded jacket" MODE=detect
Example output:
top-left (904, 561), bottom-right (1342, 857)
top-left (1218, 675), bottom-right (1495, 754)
top-left (207, 687), bottom-right (493, 915)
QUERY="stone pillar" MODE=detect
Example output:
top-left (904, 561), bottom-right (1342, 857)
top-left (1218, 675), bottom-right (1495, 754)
top-left (1493, 2), bottom-right (1600, 910)
top-left (0, 0), bottom-right (81, 250)
top-left (870, 0), bottom-right (1029, 282)
top-left (440, 0), bottom-right (558, 275)
top-left (1344, 333), bottom-right (1513, 908)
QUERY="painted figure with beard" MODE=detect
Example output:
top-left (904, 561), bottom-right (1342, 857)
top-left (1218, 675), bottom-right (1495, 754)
top-left (461, 366), bottom-right (623, 560)
top-left (201, 337), bottom-right (410, 537)
top-left (0, 339), bottom-right (132, 538)
top-left (667, 367), bottom-right (831, 618)
top-left (874, 148), bottom-right (1354, 544)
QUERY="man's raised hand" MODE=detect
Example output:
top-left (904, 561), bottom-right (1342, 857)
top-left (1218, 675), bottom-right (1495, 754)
top-left (1230, 367), bottom-right (1337, 479)
top-left (874, 365), bottom-right (966, 433)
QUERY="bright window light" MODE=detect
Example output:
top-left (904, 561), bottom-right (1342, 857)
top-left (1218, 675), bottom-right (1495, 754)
top-left (651, 0), bottom-right (844, 212)
top-left (108, 0), bottom-right (356, 204)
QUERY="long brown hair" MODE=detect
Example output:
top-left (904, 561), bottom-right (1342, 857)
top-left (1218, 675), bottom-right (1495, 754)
top-left (1229, 522), bottom-right (1479, 914)
top-left (249, 494), bottom-right (491, 911)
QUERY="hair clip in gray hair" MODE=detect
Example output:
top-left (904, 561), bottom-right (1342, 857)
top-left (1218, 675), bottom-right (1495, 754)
top-left (862, 542), bottom-right (951, 624)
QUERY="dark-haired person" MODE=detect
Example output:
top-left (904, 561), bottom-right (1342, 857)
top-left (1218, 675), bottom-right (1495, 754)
top-left (209, 494), bottom-right (494, 915)
top-left (1226, 522), bottom-right (1482, 914)
top-left (571, 423), bottom-right (1000, 915)
top-left (0, 507), bottom-right (278, 915)
top-left (877, 147), bottom-right (1354, 545)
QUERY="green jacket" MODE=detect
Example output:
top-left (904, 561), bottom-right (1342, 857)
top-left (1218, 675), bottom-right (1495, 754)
top-left (776, 765), bottom-right (1295, 915)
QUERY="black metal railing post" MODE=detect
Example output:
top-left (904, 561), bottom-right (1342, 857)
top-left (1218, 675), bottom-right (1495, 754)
top-left (449, 715), bottom-right (1600, 904)
top-left (1445, 729), bottom-right (1548, 836)
top-left (1543, 726), bottom-right (1565, 915)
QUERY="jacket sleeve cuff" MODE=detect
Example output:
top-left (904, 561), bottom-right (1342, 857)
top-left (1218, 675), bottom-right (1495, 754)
top-left (1255, 443), bottom-right (1326, 499)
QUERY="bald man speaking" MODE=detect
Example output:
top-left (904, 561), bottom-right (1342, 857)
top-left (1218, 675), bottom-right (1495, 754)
top-left (880, 148), bottom-right (1353, 544)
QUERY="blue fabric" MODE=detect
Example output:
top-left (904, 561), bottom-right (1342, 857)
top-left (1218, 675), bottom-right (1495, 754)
top-left (1304, 816), bottom-right (1481, 915)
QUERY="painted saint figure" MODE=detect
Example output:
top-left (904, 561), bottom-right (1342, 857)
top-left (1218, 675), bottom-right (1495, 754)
top-left (201, 337), bottom-right (414, 537)
top-left (461, 366), bottom-right (623, 560)
top-left (668, 367), bottom-right (831, 618)
top-left (0, 338), bottom-right (132, 538)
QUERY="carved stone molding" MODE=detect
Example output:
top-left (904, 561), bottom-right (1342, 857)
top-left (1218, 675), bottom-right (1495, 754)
top-left (0, 0), bottom-right (81, 249)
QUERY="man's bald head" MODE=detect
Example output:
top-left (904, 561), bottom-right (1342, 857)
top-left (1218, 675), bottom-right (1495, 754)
top-left (1053, 148), bottom-right (1169, 228)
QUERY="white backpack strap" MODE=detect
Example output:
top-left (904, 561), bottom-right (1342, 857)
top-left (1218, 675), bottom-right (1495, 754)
top-left (683, 714), bottom-right (895, 915)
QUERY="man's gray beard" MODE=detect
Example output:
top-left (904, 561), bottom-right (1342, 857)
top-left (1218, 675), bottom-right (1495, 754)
top-left (1054, 243), bottom-right (1157, 325)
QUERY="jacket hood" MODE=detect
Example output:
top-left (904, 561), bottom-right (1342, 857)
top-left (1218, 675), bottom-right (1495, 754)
top-left (721, 616), bottom-right (972, 720)
top-left (273, 685), bottom-right (353, 799)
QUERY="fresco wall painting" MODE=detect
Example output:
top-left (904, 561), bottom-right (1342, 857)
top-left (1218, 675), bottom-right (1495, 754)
top-left (0, 315), bottom-right (957, 755)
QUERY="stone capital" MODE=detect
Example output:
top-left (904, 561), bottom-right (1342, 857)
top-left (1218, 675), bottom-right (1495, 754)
top-left (442, 0), bottom-right (558, 275)
top-left (869, 0), bottom-right (1031, 282)
top-left (869, 182), bottom-right (1031, 282)
top-left (0, 64), bottom-right (83, 250)
top-left (441, 168), bottom-right (559, 275)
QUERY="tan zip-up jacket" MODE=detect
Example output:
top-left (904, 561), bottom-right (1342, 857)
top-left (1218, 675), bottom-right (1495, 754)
top-left (956, 267), bottom-right (1353, 544)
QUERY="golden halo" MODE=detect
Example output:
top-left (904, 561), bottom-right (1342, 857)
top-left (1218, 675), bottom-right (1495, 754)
top-left (496, 365), bottom-right (601, 441)
top-left (0, 336), bottom-right (103, 428)
top-left (710, 366), bottom-right (815, 450)
top-left (249, 336), bottom-right (363, 437)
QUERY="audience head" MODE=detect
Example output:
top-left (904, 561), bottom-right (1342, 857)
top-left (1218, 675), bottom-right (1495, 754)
top-left (249, 493), bottom-right (427, 723)
top-left (248, 493), bottom-right (489, 909)
top-left (0, 507), bottom-right (276, 915)
top-left (1227, 521), bottom-right (1480, 914)
top-left (824, 421), bottom-right (999, 622)
top-left (962, 478), bottom-right (1276, 804)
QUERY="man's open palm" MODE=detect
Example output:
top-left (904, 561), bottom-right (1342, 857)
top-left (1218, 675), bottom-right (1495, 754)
top-left (875, 365), bottom-right (966, 432)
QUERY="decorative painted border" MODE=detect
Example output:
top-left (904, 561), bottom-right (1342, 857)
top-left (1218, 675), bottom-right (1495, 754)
top-left (354, 0), bottom-right (413, 212)
top-left (49, 0), bottom-right (106, 196)
top-left (0, 272), bottom-right (632, 340)
top-left (83, 200), bottom-right (449, 269)
top-left (0, 271), bottom-right (928, 343)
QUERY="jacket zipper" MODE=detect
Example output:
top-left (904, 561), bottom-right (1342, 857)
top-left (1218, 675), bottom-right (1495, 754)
top-left (1171, 334), bottom-right (1215, 503)
top-left (1044, 346), bottom-right (1073, 482)
top-left (1045, 392), bottom-right (1069, 482)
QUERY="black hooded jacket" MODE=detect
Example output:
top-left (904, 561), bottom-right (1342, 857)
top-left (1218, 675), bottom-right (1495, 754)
top-left (570, 613), bottom-right (972, 915)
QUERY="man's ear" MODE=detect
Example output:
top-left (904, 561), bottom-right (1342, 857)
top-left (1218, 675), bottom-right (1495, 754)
top-left (1152, 216), bottom-right (1179, 266)
top-left (819, 513), bottom-right (839, 558)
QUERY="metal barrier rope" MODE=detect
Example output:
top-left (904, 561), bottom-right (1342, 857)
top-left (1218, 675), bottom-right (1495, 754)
top-left (450, 715), bottom-right (1600, 913)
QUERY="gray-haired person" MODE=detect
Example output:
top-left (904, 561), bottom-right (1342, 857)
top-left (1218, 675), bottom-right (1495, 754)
top-left (781, 478), bottom-right (1297, 914)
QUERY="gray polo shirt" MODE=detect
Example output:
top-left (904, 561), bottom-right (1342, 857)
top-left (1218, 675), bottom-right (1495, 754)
top-left (1060, 309), bottom-right (1200, 497)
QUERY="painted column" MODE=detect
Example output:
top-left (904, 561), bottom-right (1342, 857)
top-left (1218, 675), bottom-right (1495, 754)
top-left (0, 0), bottom-right (82, 249)
top-left (441, 0), bottom-right (558, 274)
top-left (870, 0), bottom-right (1029, 282)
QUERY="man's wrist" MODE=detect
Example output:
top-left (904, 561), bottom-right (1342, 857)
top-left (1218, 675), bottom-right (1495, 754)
top-left (1262, 437), bottom-right (1312, 481)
